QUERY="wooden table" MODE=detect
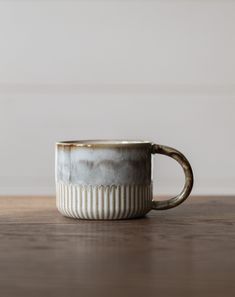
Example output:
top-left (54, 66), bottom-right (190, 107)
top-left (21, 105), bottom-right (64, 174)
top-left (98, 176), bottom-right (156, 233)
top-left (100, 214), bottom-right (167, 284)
top-left (0, 196), bottom-right (234, 297)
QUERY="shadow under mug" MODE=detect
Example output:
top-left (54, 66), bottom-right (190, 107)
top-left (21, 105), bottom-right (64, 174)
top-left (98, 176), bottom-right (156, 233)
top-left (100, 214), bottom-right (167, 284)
top-left (55, 140), bottom-right (193, 220)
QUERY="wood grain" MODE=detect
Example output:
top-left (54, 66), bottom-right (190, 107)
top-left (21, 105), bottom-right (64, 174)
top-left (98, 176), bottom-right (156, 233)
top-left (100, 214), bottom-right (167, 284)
top-left (0, 196), bottom-right (235, 297)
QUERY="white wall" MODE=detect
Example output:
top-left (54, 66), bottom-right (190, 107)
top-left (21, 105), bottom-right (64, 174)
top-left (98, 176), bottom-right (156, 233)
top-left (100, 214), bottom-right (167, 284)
top-left (0, 1), bottom-right (235, 196)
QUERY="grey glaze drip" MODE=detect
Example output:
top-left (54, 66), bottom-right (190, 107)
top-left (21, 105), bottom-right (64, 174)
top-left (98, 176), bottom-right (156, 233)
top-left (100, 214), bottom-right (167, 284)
top-left (56, 146), bottom-right (152, 185)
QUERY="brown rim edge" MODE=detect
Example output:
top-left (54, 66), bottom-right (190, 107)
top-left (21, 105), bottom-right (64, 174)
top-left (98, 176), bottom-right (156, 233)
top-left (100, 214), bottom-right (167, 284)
top-left (56, 140), bottom-right (153, 148)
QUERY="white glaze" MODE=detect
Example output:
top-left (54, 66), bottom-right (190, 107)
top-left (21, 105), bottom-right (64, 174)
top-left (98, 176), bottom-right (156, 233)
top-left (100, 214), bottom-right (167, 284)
top-left (56, 182), bottom-right (152, 220)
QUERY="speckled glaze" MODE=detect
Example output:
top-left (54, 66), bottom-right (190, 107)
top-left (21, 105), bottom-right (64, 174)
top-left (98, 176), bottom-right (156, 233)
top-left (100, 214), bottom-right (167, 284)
top-left (55, 140), bottom-right (194, 220)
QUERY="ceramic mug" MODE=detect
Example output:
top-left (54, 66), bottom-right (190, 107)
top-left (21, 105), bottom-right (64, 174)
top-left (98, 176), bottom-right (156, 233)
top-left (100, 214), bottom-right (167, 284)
top-left (55, 140), bottom-right (193, 220)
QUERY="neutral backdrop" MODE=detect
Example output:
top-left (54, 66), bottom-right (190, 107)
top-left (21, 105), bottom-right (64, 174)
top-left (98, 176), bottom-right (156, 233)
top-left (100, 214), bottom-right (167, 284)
top-left (0, 0), bottom-right (234, 196)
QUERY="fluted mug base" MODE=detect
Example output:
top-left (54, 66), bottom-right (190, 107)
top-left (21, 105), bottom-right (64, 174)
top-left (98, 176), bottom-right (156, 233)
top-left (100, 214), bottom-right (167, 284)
top-left (56, 182), bottom-right (152, 220)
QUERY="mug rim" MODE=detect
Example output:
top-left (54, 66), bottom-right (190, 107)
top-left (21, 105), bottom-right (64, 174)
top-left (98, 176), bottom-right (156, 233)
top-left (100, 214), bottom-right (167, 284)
top-left (56, 139), bottom-right (152, 148)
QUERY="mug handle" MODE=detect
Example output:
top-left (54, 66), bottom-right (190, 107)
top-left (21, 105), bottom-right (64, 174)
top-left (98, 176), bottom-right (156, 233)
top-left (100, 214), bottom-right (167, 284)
top-left (151, 144), bottom-right (194, 210)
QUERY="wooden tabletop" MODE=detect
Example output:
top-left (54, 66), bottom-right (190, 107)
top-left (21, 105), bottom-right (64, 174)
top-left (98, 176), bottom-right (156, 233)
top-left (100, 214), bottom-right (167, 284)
top-left (0, 196), bottom-right (235, 297)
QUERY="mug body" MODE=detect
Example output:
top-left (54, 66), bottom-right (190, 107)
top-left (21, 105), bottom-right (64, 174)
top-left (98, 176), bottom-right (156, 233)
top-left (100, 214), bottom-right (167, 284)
top-left (55, 140), bottom-right (153, 219)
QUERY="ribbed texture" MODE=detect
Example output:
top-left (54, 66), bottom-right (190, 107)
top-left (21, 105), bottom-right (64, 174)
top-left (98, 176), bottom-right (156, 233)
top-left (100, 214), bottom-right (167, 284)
top-left (56, 183), bottom-right (152, 220)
